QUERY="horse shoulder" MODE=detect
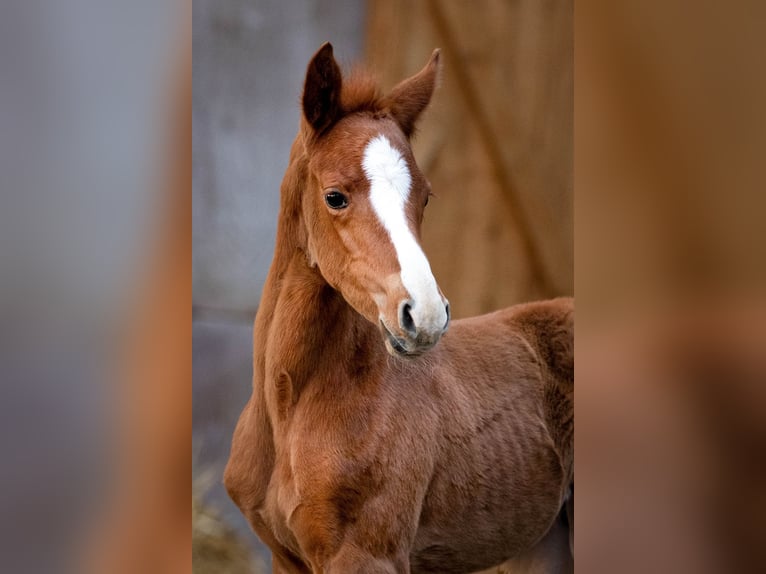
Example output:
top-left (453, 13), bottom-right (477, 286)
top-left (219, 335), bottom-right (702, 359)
top-left (283, 374), bottom-right (438, 570)
top-left (223, 388), bottom-right (276, 526)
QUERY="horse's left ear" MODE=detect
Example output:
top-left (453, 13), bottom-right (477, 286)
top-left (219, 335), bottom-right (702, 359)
top-left (385, 49), bottom-right (441, 137)
top-left (302, 42), bottom-right (343, 135)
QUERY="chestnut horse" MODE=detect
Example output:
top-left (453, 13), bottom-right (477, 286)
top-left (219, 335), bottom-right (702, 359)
top-left (224, 43), bottom-right (574, 574)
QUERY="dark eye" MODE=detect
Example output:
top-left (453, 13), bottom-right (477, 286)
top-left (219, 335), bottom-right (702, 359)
top-left (324, 190), bottom-right (348, 210)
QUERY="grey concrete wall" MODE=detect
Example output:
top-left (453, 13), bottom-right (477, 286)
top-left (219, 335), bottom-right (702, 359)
top-left (193, 0), bottom-right (366, 314)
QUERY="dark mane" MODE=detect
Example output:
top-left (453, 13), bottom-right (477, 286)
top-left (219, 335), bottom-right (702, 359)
top-left (340, 69), bottom-right (385, 116)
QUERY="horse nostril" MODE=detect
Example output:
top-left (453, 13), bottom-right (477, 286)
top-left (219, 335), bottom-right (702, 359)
top-left (399, 300), bottom-right (416, 336)
top-left (444, 303), bottom-right (451, 329)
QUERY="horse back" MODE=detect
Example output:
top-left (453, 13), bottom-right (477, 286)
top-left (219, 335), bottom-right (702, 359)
top-left (504, 297), bottom-right (574, 484)
top-left (455, 297), bottom-right (573, 476)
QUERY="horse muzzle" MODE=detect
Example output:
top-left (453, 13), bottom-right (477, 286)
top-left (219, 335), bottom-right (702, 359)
top-left (379, 297), bottom-right (450, 358)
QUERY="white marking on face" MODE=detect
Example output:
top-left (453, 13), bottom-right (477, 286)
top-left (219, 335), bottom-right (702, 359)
top-left (362, 135), bottom-right (447, 335)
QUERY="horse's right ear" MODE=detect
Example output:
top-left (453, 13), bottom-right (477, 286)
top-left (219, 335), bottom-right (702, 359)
top-left (302, 42), bottom-right (342, 135)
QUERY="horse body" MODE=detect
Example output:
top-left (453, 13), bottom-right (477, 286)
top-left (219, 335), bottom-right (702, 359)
top-left (410, 309), bottom-right (572, 573)
top-left (224, 43), bottom-right (573, 573)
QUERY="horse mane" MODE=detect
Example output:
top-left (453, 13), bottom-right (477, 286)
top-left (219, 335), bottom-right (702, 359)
top-left (339, 68), bottom-right (386, 116)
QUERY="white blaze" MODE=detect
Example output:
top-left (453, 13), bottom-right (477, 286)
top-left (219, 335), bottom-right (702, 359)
top-left (362, 134), bottom-right (447, 334)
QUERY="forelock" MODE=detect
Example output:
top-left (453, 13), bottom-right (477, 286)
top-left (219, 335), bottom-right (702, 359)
top-left (339, 69), bottom-right (386, 116)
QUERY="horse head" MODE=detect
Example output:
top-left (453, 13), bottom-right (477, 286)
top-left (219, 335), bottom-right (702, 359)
top-left (297, 43), bottom-right (449, 357)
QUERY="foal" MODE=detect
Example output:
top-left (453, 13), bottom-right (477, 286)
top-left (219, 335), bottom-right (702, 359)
top-left (224, 43), bottom-right (574, 574)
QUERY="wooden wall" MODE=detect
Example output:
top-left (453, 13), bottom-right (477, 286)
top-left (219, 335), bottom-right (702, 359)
top-left (365, 0), bottom-right (572, 318)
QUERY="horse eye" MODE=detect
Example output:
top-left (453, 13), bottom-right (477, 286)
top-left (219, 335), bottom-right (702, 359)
top-left (324, 190), bottom-right (348, 210)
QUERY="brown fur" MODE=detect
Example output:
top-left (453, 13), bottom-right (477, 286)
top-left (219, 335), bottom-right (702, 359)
top-left (224, 44), bottom-right (574, 574)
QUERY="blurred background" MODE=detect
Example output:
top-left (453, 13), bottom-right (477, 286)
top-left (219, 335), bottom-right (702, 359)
top-left (0, 1), bottom-right (190, 573)
top-left (192, 0), bottom-right (572, 571)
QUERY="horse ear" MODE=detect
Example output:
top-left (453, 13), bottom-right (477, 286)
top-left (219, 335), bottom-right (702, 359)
top-left (302, 42), bottom-right (343, 135)
top-left (385, 49), bottom-right (441, 137)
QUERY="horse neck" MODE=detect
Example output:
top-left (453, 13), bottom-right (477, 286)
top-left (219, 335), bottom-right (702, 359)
top-left (252, 139), bottom-right (382, 412)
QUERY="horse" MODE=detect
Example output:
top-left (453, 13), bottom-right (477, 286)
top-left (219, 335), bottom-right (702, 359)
top-left (224, 43), bottom-right (574, 574)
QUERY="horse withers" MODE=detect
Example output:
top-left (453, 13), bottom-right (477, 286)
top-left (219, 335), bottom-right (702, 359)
top-left (224, 43), bottom-right (574, 574)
